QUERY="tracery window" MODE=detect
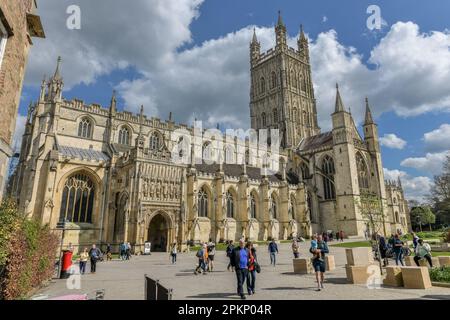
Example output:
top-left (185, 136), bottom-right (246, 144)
top-left (78, 117), bottom-right (92, 139)
top-left (59, 173), bottom-right (95, 223)
top-left (198, 187), bottom-right (208, 217)
top-left (226, 191), bottom-right (234, 218)
top-left (118, 126), bottom-right (130, 145)
top-left (322, 155), bottom-right (336, 200)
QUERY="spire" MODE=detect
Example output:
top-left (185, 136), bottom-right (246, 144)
top-left (252, 27), bottom-right (258, 43)
top-left (53, 56), bottom-right (62, 80)
top-left (109, 90), bottom-right (117, 115)
top-left (335, 83), bottom-right (345, 113)
top-left (364, 97), bottom-right (374, 124)
top-left (300, 24), bottom-right (307, 41)
top-left (277, 10), bottom-right (284, 26)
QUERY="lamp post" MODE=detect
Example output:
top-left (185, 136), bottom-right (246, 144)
top-left (56, 219), bottom-right (67, 279)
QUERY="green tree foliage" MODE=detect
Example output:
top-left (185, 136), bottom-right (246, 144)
top-left (410, 206), bottom-right (436, 231)
top-left (429, 154), bottom-right (450, 227)
top-left (0, 199), bottom-right (58, 300)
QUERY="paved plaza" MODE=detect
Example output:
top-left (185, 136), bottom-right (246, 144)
top-left (35, 241), bottom-right (450, 300)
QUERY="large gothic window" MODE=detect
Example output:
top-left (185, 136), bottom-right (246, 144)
top-left (250, 193), bottom-right (257, 219)
top-left (271, 71), bottom-right (277, 89)
top-left (260, 77), bottom-right (266, 94)
top-left (322, 155), bottom-right (336, 200)
top-left (150, 131), bottom-right (161, 150)
top-left (78, 117), bottom-right (92, 139)
top-left (59, 173), bottom-right (95, 223)
top-left (356, 153), bottom-right (369, 192)
top-left (273, 109), bottom-right (279, 123)
top-left (198, 187), bottom-right (208, 217)
top-left (226, 191), bottom-right (234, 218)
top-left (118, 126), bottom-right (130, 145)
top-left (301, 162), bottom-right (309, 180)
top-left (270, 194), bottom-right (278, 220)
top-left (261, 112), bottom-right (267, 127)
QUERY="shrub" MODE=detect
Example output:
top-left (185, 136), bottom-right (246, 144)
top-left (429, 266), bottom-right (450, 283)
top-left (0, 200), bottom-right (58, 300)
top-left (444, 229), bottom-right (450, 243)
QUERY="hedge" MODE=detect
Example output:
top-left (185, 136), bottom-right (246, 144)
top-left (0, 199), bottom-right (58, 300)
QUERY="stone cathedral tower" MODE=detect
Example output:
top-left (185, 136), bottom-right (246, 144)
top-left (249, 12), bottom-right (320, 148)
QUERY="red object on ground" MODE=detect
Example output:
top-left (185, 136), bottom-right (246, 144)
top-left (60, 250), bottom-right (73, 278)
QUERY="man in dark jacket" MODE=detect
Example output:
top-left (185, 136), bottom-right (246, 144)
top-left (268, 239), bottom-right (279, 266)
top-left (230, 239), bottom-right (250, 300)
top-left (89, 244), bottom-right (102, 274)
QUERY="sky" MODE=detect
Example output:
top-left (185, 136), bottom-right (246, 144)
top-left (16, 0), bottom-right (450, 202)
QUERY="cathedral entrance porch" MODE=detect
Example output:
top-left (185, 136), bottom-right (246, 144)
top-left (147, 213), bottom-right (170, 252)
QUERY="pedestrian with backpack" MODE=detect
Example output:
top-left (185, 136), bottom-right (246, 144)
top-left (89, 244), bottom-right (101, 274)
top-left (226, 240), bottom-right (235, 271)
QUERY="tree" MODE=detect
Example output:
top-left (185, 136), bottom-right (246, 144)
top-left (355, 192), bottom-right (386, 274)
top-left (410, 206), bottom-right (436, 231)
top-left (429, 154), bottom-right (450, 227)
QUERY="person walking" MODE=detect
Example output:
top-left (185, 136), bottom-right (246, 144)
top-left (378, 234), bottom-right (388, 267)
top-left (312, 235), bottom-right (329, 291)
top-left (195, 244), bottom-right (208, 275)
top-left (120, 241), bottom-right (126, 260)
top-left (79, 248), bottom-right (89, 275)
top-left (170, 243), bottom-right (177, 264)
top-left (246, 241), bottom-right (258, 295)
top-left (414, 239), bottom-right (433, 267)
top-left (106, 243), bottom-right (112, 261)
top-left (412, 232), bottom-right (420, 250)
top-left (231, 239), bottom-right (250, 300)
top-left (207, 240), bottom-right (216, 272)
top-left (126, 242), bottom-right (131, 260)
top-left (339, 230), bottom-right (344, 242)
top-left (393, 234), bottom-right (405, 266)
top-left (226, 240), bottom-right (235, 271)
top-left (268, 239), bottom-right (279, 267)
top-left (89, 244), bottom-right (101, 274)
top-left (291, 239), bottom-right (300, 258)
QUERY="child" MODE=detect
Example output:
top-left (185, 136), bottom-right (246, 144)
top-left (310, 235), bottom-right (322, 261)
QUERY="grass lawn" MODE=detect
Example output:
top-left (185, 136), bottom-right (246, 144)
top-left (330, 241), bottom-right (371, 248)
top-left (431, 251), bottom-right (450, 257)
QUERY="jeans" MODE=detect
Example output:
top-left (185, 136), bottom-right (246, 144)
top-left (293, 252), bottom-right (299, 259)
top-left (235, 268), bottom-right (249, 296)
top-left (414, 254), bottom-right (433, 267)
top-left (79, 261), bottom-right (86, 274)
top-left (171, 254), bottom-right (177, 264)
top-left (394, 250), bottom-right (404, 266)
top-left (270, 252), bottom-right (276, 266)
top-left (90, 258), bottom-right (97, 272)
top-left (246, 270), bottom-right (256, 294)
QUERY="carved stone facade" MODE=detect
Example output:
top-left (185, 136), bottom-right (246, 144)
top-left (10, 15), bottom-right (410, 253)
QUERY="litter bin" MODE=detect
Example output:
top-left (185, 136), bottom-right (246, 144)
top-left (60, 250), bottom-right (73, 279)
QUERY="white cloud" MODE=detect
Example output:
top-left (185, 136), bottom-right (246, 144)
top-left (322, 16), bottom-right (328, 23)
top-left (22, 6), bottom-right (450, 131)
top-left (383, 168), bottom-right (432, 202)
top-left (423, 123), bottom-right (450, 152)
top-left (400, 151), bottom-right (449, 175)
top-left (12, 115), bottom-right (27, 153)
top-left (379, 133), bottom-right (407, 149)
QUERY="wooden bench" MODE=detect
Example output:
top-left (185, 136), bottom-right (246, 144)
top-left (400, 266), bottom-right (432, 289)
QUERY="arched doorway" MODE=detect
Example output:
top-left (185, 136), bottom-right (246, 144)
top-left (147, 213), bottom-right (169, 252)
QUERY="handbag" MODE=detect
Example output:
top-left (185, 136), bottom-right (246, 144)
top-left (255, 261), bottom-right (261, 273)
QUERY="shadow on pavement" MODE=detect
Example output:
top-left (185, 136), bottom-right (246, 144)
top-left (420, 295), bottom-right (450, 300)
top-left (262, 286), bottom-right (317, 291)
top-left (324, 277), bottom-right (348, 285)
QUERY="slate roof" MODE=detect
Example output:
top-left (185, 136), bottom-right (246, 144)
top-left (59, 145), bottom-right (110, 162)
top-left (195, 163), bottom-right (299, 184)
top-left (297, 131), bottom-right (333, 152)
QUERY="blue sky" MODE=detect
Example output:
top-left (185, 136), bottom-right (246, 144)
top-left (17, 0), bottom-right (450, 200)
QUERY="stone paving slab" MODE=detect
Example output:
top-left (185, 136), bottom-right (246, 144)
top-left (34, 242), bottom-right (450, 300)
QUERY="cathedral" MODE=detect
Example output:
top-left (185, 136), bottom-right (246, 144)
top-left (10, 14), bottom-right (410, 253)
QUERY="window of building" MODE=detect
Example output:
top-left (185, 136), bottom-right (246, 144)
top-left (260, 77), bottom-right (265, 94)
top-left (273, 109), bottom-right (278, 123)
top-left (250, 193), bottom-right (257, 219)
top-left (356, 153), bottom-right (369, 192)
top-left (301, 162), bottom-right (309, 180)
top-left (226, 191), bottom-right (234, 218)
top-left (78, 117), bottom-right (93, 139)
top-left (0, 19), bottom-right (8, 70)
top-left (322, 155), bottom-right (336, 200)
top-left (118, 126), bottom-right (130, 145)
top-left (271, 71), bottom-right (277, 89)
top-left (261, 112), bottom-right (267, 127)
top-left (289, 195), bottom-right (295, 220)
top-left (225, 145), bottom-right (234, 164)
top-left (198, 187), bottom-right (208, 217)
top-left (395, 212), bottom-right (399, 223)
top-left (59, 173), bottom-right (95, 223)
top-left (150, 131), bottom-right (161, 150)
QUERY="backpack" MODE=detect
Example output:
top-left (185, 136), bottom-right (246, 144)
top-left (196, 249), bottom-right (203, 258)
